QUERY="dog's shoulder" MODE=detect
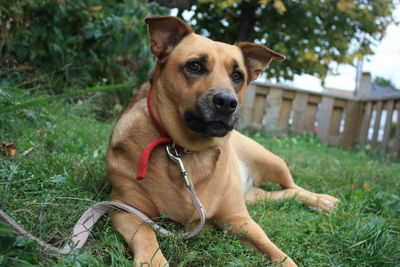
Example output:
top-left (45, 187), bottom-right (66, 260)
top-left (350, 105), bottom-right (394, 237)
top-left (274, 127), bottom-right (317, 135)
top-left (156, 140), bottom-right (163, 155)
top-left (109, 83), bottom-right (151, 148)
top-left (120, 83), bottom-right (150, 116)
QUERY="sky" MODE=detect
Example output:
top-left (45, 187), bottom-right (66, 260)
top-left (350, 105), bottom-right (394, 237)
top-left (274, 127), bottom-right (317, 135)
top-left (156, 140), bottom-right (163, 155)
top-left (289, 6), bottom-right (400, 91)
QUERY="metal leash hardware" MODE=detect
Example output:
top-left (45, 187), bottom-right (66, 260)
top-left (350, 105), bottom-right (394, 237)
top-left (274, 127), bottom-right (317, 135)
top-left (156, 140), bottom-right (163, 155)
top-left (165, 143), bottom-right (191, 187)
top-left (165, 142), bottom-right (207, 239)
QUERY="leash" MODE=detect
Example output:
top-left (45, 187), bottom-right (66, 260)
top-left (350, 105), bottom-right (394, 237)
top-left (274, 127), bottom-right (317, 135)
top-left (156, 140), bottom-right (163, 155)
top-left (0, 87), bottom-right (207, 254)
top-left (0, 143), bottom-right (206, 254)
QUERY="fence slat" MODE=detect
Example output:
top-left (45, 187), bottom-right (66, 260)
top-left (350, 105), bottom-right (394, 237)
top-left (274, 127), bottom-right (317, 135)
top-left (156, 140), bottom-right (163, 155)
top-left (277, 99), bottom-right (292, 132)
top-left (304, 104), bottom-right (318, 133)
top-left (340, 101), bottom-right (362, 150)
top-left (282, 90), bottom-right (295, 100)
top-left (393, 102), bottom-right (400, 157)
top-left (240, 84), bottom-right (256, 128)
top-left (380, 100), bottom-right (395, 154)
top-left (263, 88), bottom-right (283, 133)
top-left (292, 92), bottom-right (308, 133)
top-left (329, 108), bottom-right (343, 146)
top-left (371, 101), bottom-right (383, 148)
top-left (317, 97), bottom-right (334, 144)
top-left (308, 95), bottom-right (321, 104)
top-left (252, 94), bottom-right (267, 126)
top-left (359, 102), bottom-right (373, 146)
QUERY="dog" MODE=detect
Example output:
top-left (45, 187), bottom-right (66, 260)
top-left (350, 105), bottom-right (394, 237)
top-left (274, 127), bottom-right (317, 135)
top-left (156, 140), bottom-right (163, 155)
top-left (106, 16), bottom-right (339, 267)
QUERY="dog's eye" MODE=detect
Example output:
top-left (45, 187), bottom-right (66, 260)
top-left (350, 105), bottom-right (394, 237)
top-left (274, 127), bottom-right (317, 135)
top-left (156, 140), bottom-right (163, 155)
top-left (231, 71), bottom-right (244, 83)
top-left (187, 61), bottom-right (205, 74)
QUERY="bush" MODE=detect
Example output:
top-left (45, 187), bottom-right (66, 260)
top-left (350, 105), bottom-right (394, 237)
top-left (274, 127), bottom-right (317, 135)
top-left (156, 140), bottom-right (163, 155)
top-left (0, 0), bottom-right (167, 96)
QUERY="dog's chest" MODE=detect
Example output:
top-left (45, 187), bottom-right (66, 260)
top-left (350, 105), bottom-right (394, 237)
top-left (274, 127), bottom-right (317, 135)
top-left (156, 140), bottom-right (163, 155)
top-left (237, 157), bottom-right (253, 195)
top-left (152, 149), bottom-right (224, 223)
top-left (175, 149), bottom-right (220, 180)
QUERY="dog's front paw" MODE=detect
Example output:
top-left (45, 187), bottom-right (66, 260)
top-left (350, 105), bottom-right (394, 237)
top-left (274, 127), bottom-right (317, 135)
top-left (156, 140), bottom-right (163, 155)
top-left (292, 187), bottom-right (339, 212)
top-left (313, 193), bottom-right (340, 211)
top-left (305, 192), bottom-right (339, 211)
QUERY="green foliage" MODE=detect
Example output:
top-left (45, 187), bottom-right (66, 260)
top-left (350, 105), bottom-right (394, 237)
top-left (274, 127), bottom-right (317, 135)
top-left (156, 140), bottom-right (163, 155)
top-left (0, 83), bottom-right (134, 114)
top-left (374, 76), bottom-right (398, 89)
top-left (0, 0), bottom-right (167, 95)
top-left (176, 0), bottom-right (396, 80)
top-left (1, 100), bottom-right (399, 265)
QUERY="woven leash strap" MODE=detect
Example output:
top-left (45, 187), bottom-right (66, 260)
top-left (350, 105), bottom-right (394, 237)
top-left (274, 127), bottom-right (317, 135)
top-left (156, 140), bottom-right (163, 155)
top-left (0, 183), bottom-right (206, 254)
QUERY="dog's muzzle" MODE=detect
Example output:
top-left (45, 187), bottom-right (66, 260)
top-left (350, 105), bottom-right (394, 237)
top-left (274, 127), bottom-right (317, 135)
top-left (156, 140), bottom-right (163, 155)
top-left (184, 90), bottom-right (239, 137)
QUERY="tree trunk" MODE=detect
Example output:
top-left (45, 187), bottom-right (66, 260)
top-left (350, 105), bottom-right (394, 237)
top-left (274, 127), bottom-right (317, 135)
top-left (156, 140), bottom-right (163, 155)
top-left (151, 0), bottom-right (194, 10)
top-left (235, 1), bottom-right (258, 42)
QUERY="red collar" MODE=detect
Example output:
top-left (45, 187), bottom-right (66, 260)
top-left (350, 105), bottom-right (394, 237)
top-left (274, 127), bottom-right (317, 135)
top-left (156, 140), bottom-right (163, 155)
top-left (136, 87), bottom-right (172, 180)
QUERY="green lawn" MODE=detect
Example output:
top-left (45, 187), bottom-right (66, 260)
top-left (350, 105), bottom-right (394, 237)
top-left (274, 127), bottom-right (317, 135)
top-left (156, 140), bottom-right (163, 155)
top-left (1, 100), bottom-right (399, 266)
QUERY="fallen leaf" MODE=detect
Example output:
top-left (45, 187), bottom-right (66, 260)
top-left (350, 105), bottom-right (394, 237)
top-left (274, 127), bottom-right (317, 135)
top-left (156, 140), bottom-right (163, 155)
top-left (37, 129), bottom-right (46, 134)
top-left (22, 147), bottom-right (35, 156)
top-left (88, 5), bottom-right (102, 12)
top-left (1, 142), bottom-right (17, 157)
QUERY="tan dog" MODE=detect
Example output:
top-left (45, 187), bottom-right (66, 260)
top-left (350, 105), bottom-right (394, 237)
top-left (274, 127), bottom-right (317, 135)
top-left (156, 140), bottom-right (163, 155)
top-left (106, 16), bottom-right (339, 266)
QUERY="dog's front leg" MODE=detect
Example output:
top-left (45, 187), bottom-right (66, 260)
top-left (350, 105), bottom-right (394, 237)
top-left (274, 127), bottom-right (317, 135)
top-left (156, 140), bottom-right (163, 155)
top-left (221, 215), bottom-right (296, 266)
top-left (215, 196), bottom-right (297, 266)
top-left (110, 210), bottom-right (168, 267)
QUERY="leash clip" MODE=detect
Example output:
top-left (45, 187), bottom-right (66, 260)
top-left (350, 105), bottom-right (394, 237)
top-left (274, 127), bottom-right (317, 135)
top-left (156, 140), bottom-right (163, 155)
top-left (166, 144), bottom-right (191, 187)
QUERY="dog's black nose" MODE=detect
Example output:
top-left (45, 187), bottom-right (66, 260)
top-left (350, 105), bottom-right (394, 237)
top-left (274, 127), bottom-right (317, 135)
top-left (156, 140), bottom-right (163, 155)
top-left (212, 93), bottom-right (238, 114)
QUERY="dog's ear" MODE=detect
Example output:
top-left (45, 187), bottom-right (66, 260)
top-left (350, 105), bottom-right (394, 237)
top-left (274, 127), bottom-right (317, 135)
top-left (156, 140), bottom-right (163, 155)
top-left (237, 42), bottom-right (285, 82)
top-left (144, 16), bottom-right (193, 57)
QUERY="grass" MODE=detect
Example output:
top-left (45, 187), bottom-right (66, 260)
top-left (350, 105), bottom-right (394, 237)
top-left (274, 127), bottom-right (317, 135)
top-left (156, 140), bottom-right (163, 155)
top-left (1, 98), bottom-right (400, 266)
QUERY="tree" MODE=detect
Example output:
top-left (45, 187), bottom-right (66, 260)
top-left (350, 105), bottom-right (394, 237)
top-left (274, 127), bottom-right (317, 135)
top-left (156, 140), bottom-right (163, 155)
top-left (1, 0), bottom-right (168, 93)
top-left (154, 0), bottom-right (397, 81)
top-left (374, 76), bottom-right (398, 89)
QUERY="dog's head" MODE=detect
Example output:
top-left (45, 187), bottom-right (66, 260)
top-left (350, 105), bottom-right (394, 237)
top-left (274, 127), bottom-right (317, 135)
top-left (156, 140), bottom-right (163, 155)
top-left (144, 16), bottom-right (284, 147)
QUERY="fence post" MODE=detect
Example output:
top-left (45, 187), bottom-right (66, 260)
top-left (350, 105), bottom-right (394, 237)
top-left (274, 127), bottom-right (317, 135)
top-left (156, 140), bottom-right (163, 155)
top-left (317, 96), bottom-right (334, 144)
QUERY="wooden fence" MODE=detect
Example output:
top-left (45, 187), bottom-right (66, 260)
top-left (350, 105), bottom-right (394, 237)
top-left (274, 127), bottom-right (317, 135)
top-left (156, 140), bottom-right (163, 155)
top-left (240, 82), bottom-right (400, 157)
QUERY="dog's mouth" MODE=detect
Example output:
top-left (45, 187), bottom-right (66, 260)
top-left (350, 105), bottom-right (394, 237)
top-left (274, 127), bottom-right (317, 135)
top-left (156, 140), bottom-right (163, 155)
top-left (184, 110), bottom-right (237, 137)
top-left (184, 94), bottom-right (239, 137)
top-left (183, 90), bottom-right (239, 137)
